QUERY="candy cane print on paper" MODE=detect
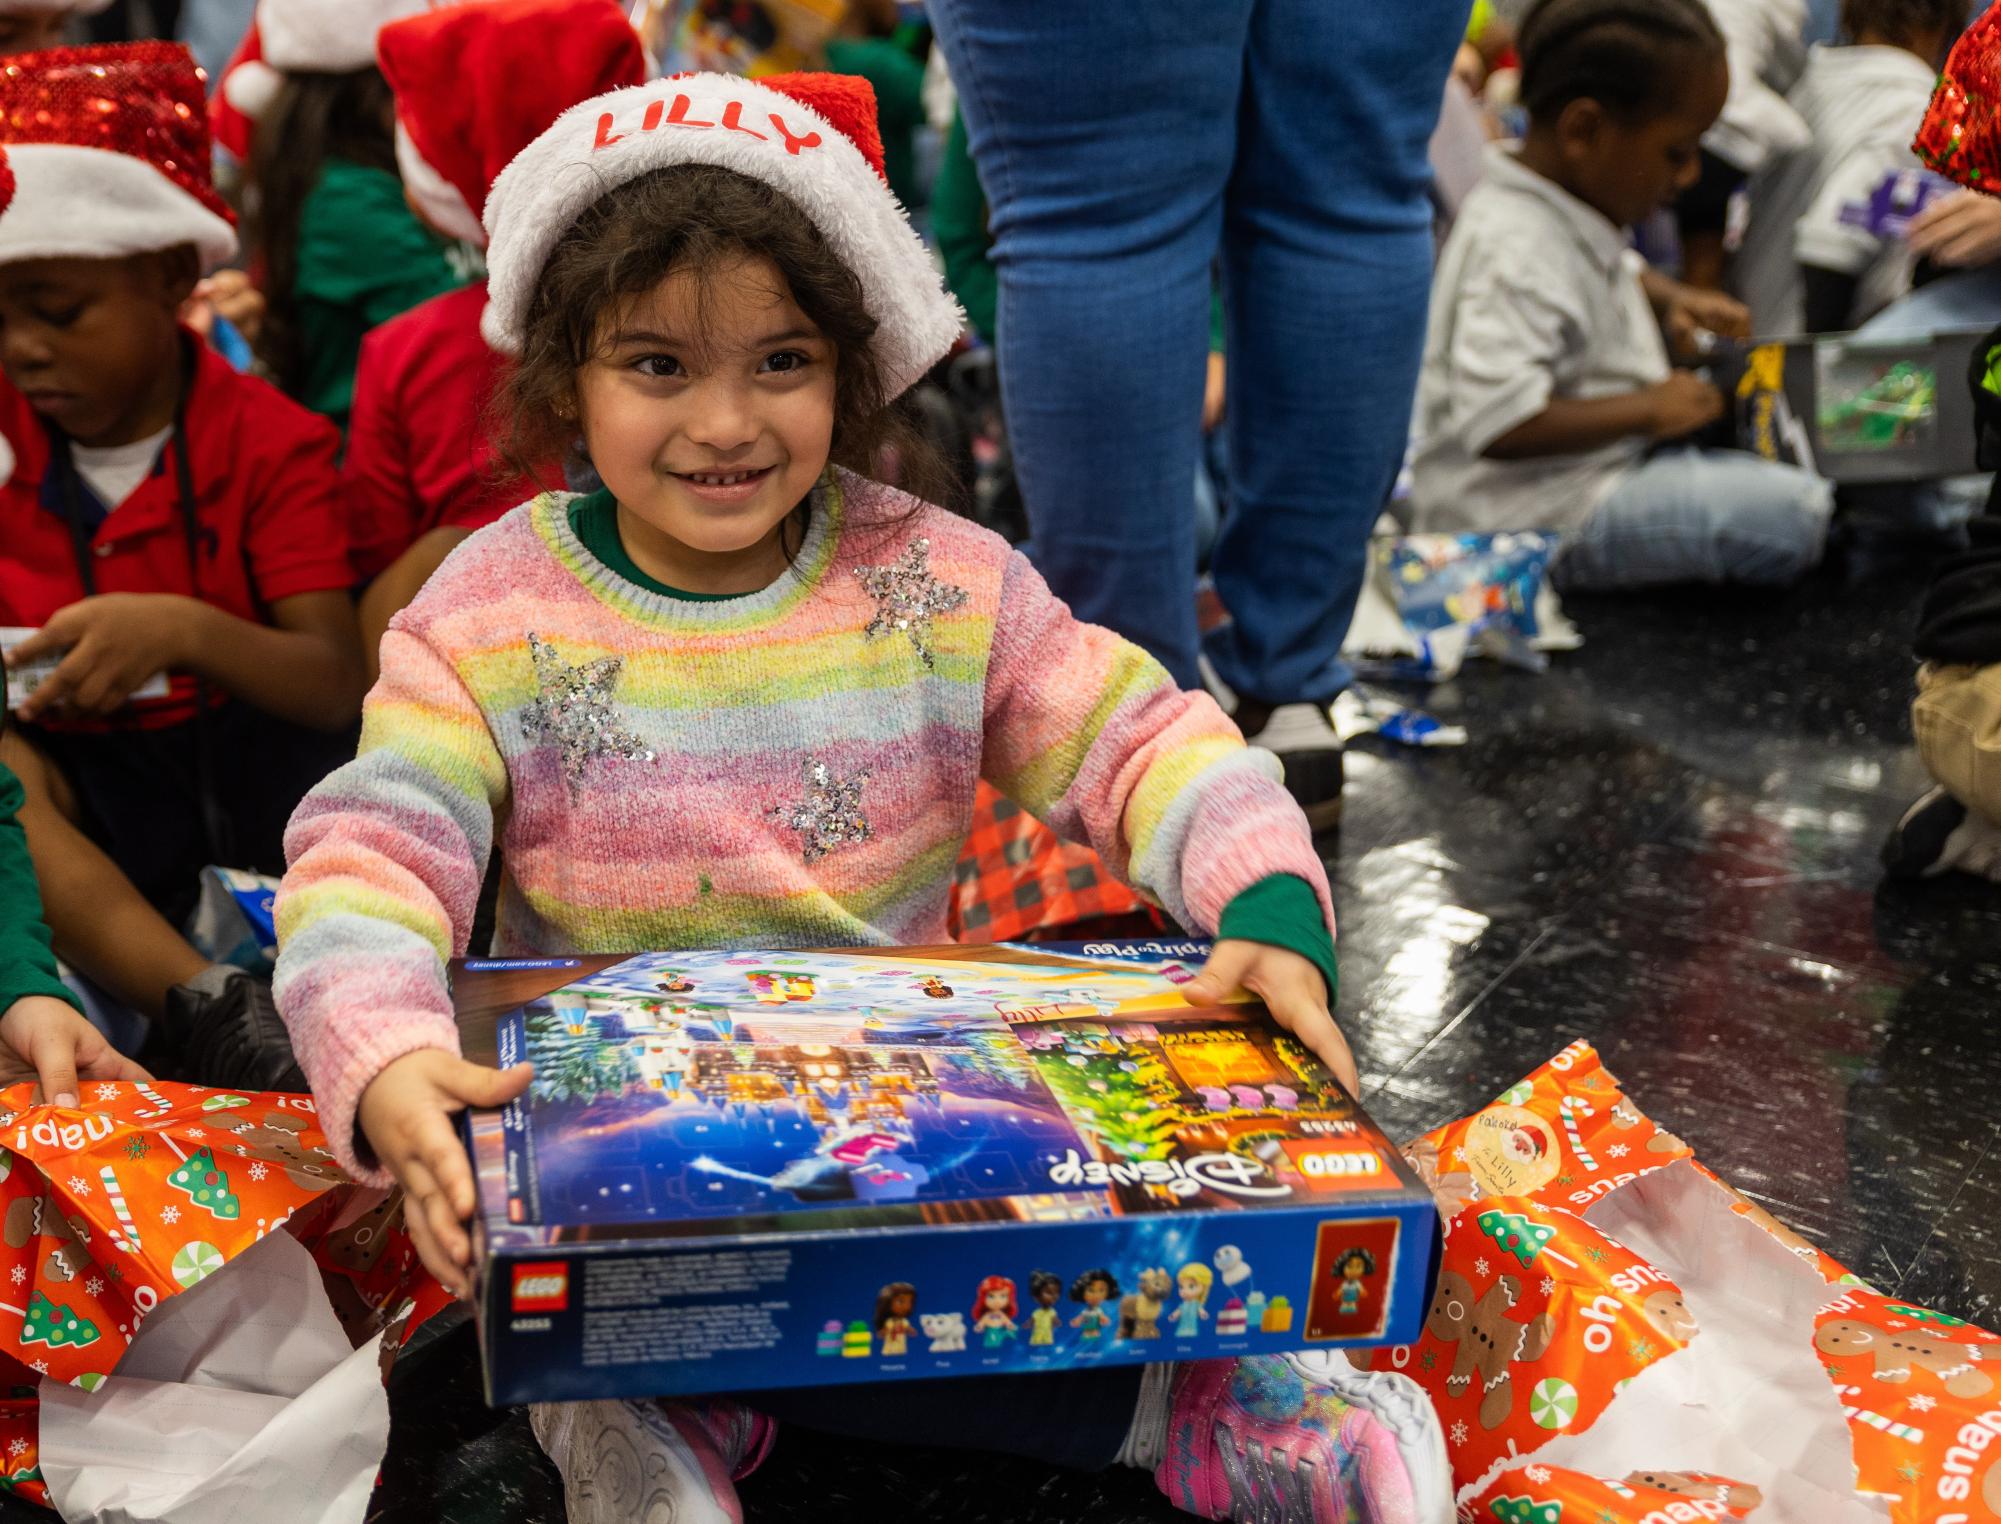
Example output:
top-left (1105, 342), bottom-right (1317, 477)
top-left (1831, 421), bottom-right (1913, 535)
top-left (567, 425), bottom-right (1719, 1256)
top-left (1836, 1386), bottom-right (1925, 1443)
top-left (98, 1166), bottom-right (140, 1254)
top-left (132, 1084), bottom-right (174, 1121)
top-left (1560, 1097), bottom-right (1598, 1172)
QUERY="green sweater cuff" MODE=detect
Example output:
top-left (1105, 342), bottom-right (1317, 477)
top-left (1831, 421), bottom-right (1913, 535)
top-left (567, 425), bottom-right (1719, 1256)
top-left (0, 766), bottom-right (81, 1016)
top-left (1215, 873), bottom-right (1338, 1004)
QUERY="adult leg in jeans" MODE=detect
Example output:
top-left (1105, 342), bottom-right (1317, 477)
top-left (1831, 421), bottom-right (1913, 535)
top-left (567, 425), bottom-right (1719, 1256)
top-left (1204, 0), bottom-right (1468, 714)
top-left (925, 0), bottom-right (1252, 688)
top-left (1553, 447), bottom-right (1834, 591)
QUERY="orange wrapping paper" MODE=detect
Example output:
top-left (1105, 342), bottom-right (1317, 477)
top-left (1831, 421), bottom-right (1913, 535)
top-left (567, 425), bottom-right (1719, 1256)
top-left (0, 1081), bottom-right (440, 1508)
top-left (1464, 1464), bottom-right (1762, 1523)
top-left (1391, 1042), bottom-right (2001, 1522)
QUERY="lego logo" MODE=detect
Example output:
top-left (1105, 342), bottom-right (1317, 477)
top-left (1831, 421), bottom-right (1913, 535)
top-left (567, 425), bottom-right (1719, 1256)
top-left (511, 1263), bottom-right (569, 1312)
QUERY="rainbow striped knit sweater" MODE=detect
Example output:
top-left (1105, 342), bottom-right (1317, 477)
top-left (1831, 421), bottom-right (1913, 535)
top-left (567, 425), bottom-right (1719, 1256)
top-left (275, 471), bottom-right (1332, 1182)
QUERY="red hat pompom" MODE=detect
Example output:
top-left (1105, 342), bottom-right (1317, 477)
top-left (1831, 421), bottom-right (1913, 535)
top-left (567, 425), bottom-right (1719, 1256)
top-left (760, 71), bottom-right (887, 184)
top-left (0, 147), bottom-right (15, 222)
top-left (1917, 6), bottom-right (2001, 190)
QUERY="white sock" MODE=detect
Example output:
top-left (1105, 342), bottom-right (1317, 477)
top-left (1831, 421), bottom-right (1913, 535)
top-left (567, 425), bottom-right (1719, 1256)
top-left (1116, 1361), bottom-right (1178, 1471)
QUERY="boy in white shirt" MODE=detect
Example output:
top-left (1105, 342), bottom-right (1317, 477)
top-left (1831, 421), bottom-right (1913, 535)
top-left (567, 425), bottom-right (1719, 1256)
top-left (1411, 0), bottom-right (1835, 591)
top-left (1733, 0), bottom-right (1964, 334)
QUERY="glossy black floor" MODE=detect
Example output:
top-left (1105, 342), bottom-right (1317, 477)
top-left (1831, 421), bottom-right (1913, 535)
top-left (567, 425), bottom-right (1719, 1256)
top-left (19, 549), bottom-right (2001, 1523)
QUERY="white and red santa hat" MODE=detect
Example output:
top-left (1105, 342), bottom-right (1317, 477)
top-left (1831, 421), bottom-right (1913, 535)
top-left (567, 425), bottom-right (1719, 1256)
top-left (0, 42), bottom-right (237, 268)
top-left (482, 71), bottom-right (964, 401)
top-left (378, 0), bottom-right (646, 251)
top-left (214, 0), bottom-right (459, 158)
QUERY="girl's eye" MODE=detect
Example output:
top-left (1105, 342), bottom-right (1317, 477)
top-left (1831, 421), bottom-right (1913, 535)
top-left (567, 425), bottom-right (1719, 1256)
top-left (34, 303), bottom-right (84, 328)
top-left (633, 354), bottom-right (683, 379)
top-left (761, 350), bottom-right (810, 375)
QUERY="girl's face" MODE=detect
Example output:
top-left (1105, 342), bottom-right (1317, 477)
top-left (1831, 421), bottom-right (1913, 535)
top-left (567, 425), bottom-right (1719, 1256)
top-left (1082, 1281), bottom-right (1107, 1307)
top-left (984, 1288), bottom-right (1008, 1312)
top-left (576, 252), bottom-right (837, 593)
top-left (1179, 1273), bottom-right (1204, 1302)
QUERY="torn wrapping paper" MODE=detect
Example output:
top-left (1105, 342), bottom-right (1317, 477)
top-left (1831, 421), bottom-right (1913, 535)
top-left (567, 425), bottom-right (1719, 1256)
top-left (1343, 533), bottom-right (1580, 683)
top-left (1379, 1043), bottom-right (2001, 1522)
top-left (0, 1081), bottom-right (444, 1513)
top-left (38, 1230), bottom-right (388, 1524)
top-left (1465, 1464), bottom-right (1763, 1523)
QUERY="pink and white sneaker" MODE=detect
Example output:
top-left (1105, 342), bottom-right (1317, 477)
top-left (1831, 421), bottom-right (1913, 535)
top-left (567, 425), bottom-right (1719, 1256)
top-left (1154, 1355), bottom-right (1431, 1523)
top-left (529, 1396), bottom-right (776, 1524)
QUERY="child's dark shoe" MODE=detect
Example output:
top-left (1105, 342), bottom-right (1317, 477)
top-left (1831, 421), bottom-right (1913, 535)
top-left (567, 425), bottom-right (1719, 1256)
top-left (160, 965), bottom-right (309, 1093)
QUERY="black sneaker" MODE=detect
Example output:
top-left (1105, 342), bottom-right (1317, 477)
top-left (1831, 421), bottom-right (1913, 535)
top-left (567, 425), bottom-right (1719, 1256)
top-left (160, 964), bottom-right (309, 1093)
top-left (1882, 786), bottom-right (1968, 879)
top-left (1232, 701), bottom-right (1345, 831)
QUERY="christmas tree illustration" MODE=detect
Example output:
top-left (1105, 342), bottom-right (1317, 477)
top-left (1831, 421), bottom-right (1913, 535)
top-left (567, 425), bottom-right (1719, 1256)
top-left (19, 1291), bottom-right (98, 1351)
top-left (167, 1147), bottom-right (241, 1220)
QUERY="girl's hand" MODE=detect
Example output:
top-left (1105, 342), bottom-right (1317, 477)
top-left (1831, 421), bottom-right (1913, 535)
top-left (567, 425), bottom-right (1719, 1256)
top-left (0, 995), bottom-right (151, 1108)
top-left (1644, 371), bottom-right (1726, 441)
top-left (1908, 189), bottom-right (2001, 268)
top-left (357, 1050), bottom-right (532, 1298)
top-left (1182, 941), bottom-right (1359, 1097)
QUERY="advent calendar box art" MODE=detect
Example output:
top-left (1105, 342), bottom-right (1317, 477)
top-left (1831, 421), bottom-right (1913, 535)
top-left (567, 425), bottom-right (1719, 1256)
top-left (454, 942), bottom-right (1438, 1405)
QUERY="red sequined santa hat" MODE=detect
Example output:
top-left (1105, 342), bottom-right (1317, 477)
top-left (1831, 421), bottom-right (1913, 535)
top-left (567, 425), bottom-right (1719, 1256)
top-left (215, 0), bottom-right (463, 157)
top-left (482, 71), bottom-right (961, 400)
top-left (379, 0), bottom-right (646, 251)
top-left (0, 41), bottom-right (236, 268)
top-left (1917, 5), bottom-right (2001, 190)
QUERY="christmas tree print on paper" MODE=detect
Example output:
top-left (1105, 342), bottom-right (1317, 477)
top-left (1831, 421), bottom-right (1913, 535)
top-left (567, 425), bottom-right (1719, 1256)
top-left (18, 1291), bottom-right (98, 1351)
top-left (166, 1148), bottom-right (240, 1220)
top-left (1479, 1208), bottom-right (1558, 1268)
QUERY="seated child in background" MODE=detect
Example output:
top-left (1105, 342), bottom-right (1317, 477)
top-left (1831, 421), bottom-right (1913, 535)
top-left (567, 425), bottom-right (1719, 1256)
top-left (0, 44), bottom-right (364, 1030)
top-left (1411, 0), bottom-right (1834, 594)
top-left (1884, 322), bottom-right (2001, 883)
top-left (347, 0), bottom-right (640, 676)
top-left (227, 0), bottom-right (472, 426)
top-left (1732, 0), bottom-right (1965, 335)
top-left (0, 756), bottom-right (150, 1105)
top-left (274, 69), bottom-right (1445, 1524)
top-left (1676, 0), bottom-right (1810, 291)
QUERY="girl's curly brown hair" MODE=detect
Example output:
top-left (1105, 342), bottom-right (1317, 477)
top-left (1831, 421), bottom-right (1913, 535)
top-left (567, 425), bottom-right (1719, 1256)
top-left (499, 163), bottom-right (950, 507)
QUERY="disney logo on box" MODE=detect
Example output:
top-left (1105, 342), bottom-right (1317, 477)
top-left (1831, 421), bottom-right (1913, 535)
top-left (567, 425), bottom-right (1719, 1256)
top-left (1046, 1149), bottom-right (1289, 1200)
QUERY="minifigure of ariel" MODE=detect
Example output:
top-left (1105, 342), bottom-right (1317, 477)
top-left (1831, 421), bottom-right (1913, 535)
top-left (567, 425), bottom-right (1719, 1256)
top-left (1027, 1270), bottom-right (1062, 1346)
top-left (1333, 1247), bottom-right (1376, 1318)
top-left (876, 1281), bottom-right (917, 1356)
top-left (1068, 1267), bottom-right (1120, 1341)
top-left (1172, 1263), bottom-right (1213, 1338)
top-left (972, 1274), bottom-right (1018, 1347)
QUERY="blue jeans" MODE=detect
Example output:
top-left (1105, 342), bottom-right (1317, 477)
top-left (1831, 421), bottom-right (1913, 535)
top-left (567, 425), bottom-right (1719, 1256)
top-left (927, 0), bottom-right (1467, 703)
top-left (1553, 448), bottom-right (1835, 592)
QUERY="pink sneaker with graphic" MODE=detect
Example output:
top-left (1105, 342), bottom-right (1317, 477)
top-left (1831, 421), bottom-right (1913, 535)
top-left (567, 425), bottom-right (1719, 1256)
top-left (1154, 1356), bottom-right (1422, 1523)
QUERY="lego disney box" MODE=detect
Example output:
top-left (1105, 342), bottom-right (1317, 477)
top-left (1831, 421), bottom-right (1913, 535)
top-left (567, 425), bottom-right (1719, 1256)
top-left (453, 940), bottom-right (1439, 1405)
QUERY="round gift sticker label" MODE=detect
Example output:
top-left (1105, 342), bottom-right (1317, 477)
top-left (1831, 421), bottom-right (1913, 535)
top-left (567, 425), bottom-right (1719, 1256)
top-left (1460, 1106), bottom-right (1562, 1196)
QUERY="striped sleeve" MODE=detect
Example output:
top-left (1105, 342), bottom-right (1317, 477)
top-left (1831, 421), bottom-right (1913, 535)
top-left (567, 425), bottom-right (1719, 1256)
top-left (273, 623), bottom-right (508, 1182)
top-left (979, 550), bottom-right (1333, 938)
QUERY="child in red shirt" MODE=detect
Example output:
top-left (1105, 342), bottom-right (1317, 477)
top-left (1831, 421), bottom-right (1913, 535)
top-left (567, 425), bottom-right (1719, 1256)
top-left (0, 44), bottom-right (365, 1027)
top-left (347, 0), bottom-right (644, 673)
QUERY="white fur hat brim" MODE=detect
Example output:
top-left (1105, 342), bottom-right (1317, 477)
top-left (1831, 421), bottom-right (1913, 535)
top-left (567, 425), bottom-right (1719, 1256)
top-left (0, 144), bottom-right (237, 268)
top-left (394, 120), bottom-right (486, 249)
top-left (480, 73), bottom-right (964, 401)
top-left (258, 0), bottom-right (448, 73)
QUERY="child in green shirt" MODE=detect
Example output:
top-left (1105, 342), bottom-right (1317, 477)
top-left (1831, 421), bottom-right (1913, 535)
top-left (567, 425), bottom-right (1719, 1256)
top-left (0, 761), bottom-right (150, 1107)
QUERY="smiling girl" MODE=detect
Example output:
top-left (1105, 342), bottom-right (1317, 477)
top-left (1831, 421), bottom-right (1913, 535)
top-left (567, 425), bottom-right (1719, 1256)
top-left (273, 70), bottom-right (1438, 1524)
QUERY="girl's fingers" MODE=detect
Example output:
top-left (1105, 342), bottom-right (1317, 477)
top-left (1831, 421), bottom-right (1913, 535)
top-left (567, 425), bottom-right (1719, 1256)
top-left (403, 1192), bottom-right (468, 1297)
top-left (1183, 941), bottom-right (1257, 1007)
top-left (445, 1059), bottom-right (533, 1110)
top-left (416, 1112), bottom-right (478, 1220)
